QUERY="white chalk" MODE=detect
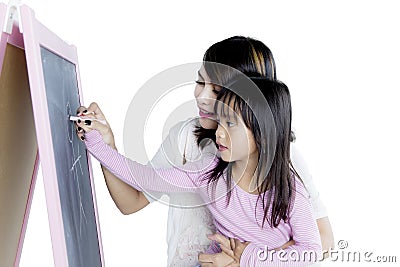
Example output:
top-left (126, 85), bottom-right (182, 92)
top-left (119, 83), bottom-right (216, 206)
top-left (69, 115), bottom-right (107, 125)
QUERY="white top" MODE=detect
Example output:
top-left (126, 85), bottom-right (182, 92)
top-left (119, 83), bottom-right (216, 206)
top-left (145, 118), bottom-right (327, 267)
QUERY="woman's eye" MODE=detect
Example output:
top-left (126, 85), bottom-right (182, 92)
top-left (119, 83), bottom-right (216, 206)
top-left (195, 80), bottom-right (205, 86)
top-left (212, 89), bottom-right (220, 94)
top-left (227, 121), bottom-right (235, 127)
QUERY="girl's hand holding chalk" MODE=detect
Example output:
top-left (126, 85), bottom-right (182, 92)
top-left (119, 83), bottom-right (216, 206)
top-left (74, 103), bottom-right (116, 148)
top-left (69, 115), bottom-right (107, 126)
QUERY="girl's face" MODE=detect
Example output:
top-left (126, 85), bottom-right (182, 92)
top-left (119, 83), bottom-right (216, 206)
top-left (215, 103), bottom-right (258, 164)
top-left (194, 66), bottom-right (221, 129)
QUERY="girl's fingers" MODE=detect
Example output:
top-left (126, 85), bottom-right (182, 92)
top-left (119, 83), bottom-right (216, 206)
top-left (88, 102), bottom-right (104, 116)
top-left (74, 114), bottom-right (107, 131)
top-left (76, 119), bottom-right (111, 138)
top-left (75, 103), bottom-right (114, 145)
top-left (76, 129), bottom-right (85, 141)
top-left (79, 102), bottom-right (105, 118)
top-left (76, 106), bottom-right (87, 115)
top-left (75, 119), bottom-right (92, 133)
top-left (76, 125), bottom-right (85, 133)
top-left (77, 103), bottom-right (108, 127)
top-left (74, 117), bottom-right (88, 134)
top-left (88, 119), bottom-right (109, 134)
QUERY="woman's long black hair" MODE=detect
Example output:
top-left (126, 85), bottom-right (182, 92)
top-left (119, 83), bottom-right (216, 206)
top-left (194, 36), bottom-right (278, 146)
top-left (204, 78), bottom-right (295, 228)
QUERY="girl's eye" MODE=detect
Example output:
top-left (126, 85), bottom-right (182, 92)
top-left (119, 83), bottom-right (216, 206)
top-left (227, 121), bottom-right (235, 127)
top-left (212, 89), bottom-right (220, 94)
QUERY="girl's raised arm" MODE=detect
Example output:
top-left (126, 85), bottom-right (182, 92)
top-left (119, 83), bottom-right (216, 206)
top-left (83, 129), bottom-right (212, 195)
top-left (141, 120), bottom-right (190, 202)
top-left (76, 103), bottom-right (150, 214)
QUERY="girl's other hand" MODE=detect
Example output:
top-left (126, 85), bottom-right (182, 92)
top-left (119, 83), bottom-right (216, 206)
top-left (75, 102), bottom-right (116, 148)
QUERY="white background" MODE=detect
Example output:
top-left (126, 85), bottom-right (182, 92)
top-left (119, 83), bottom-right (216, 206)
top-left (10, 0), bottom-right (399, 266)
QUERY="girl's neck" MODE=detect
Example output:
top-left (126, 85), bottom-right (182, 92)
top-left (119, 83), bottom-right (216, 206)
top-left (231, 156), bottom-right (259, 194)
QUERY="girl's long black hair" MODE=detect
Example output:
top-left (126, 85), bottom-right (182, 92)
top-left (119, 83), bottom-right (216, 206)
top-left (204, 78), bottom-right (295, 228)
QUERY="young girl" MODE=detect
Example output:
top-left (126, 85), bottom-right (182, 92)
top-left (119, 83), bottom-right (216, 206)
top-left (78, 77), bottom-right (322, 266)
top-left (76, 36), bottom-right (333, 266)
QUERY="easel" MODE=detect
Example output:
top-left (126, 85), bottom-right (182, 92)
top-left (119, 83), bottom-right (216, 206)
top-left (0, 1), bottom-right (104, 266)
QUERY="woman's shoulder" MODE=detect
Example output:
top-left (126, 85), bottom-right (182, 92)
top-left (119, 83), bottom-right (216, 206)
top-left (166, 118), bottom-right (217, 163)
top-left (168, 118), bottom-right (199, 140)
top-left (293, 175), bottom-right (310, 200)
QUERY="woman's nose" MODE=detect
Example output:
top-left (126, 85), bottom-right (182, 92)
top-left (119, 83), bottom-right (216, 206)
top-left (198, 84), bottom-right (215, 105)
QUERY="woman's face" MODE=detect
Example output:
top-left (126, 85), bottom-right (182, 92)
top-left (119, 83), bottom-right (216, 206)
top-left (194, 66), bottom-right (221, 129)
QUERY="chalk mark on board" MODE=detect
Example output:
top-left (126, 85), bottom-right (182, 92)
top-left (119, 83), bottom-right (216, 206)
top-left (66, 103), bottom-right (88, 235)
top-left (71, 155), bottom-right (82, 171)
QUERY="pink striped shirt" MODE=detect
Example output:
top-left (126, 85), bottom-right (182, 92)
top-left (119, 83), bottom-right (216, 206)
top-left (85, 130), bottom-right (322, 266)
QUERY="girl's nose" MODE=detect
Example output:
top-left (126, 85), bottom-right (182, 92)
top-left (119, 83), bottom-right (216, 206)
top-left (216, 124), bottom-right (226, 139)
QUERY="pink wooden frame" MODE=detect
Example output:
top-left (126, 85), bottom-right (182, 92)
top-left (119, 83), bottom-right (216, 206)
top-left (0, 4), bottom-right (105, 266)
top-left (0, 3), bottom-right (39, 266)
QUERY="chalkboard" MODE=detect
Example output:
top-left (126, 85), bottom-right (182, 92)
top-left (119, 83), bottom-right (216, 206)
top-left (40, 46), bottom-right (101, 267)
top-left (18, 5), bottom-right (104, 266)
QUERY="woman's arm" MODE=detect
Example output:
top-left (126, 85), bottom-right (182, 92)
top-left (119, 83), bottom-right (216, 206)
top-left (317, 216), bottom-right (335, 258)
top-left (101, 166), bottom-right (150, 214)
top-left (290, 145), bottom-right (334, 253)
top-left (76, 103), bottom-right (149, 215)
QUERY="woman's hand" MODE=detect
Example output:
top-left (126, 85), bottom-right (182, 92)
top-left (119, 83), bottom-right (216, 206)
top-left (198, 233), bottom-right (295, 267)
top-left (211, 234), bottom-right (249, 266)
top-left (198, 234), bottom-right (249, 267)
top-left (274, 239), bottom-right (295, 250)
top-left (75, 102), bottom-right (116, 148)
top-left (198, 251), bottom-right (235, 267)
